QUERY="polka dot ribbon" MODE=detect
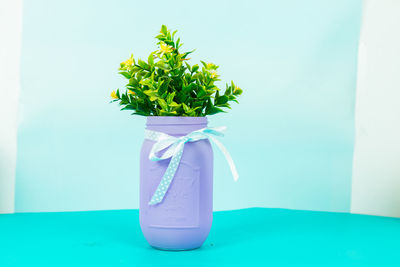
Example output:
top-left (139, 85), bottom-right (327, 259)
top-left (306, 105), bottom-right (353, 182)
top-left (145, 126), bottom-right (239, 205)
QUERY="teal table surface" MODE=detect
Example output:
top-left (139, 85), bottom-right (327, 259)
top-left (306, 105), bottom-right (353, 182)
top-left (1, 208), bottom-right (399, 266)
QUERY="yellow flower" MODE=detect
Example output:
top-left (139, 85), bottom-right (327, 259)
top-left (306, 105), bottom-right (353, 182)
top-left (122, 58), bottom-right (134, 67)
top-left (210, 70), bottom-right (218, 79)
top-left (233, 85), bottom-right (243, 95)
top-left (160, 42), bottom-right (173, 53)
top-left (111, 90), bottom-right (118, 99)
top-left (128, 89), bottom-right (135, 95)
top-left (119, 55), bottom-right (134, 70)
top-left (206, 63), bottom-right (214, 69)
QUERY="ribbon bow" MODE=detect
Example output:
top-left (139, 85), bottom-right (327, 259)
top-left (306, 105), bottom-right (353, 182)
top-left (145, 126), bottom-right (239, 205)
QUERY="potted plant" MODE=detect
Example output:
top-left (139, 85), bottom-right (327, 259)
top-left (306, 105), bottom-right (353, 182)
top-left (110, 25), bottom-right (242, 250)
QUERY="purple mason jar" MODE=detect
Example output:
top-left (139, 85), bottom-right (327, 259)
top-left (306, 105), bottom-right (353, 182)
top-left (139, 116), bottom-right (213, 250)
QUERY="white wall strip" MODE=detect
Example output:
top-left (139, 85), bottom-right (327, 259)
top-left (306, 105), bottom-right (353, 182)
top-left (0, 0), bottom-right (23, 214)
top-left (351, 0), bottom-right (400, 217)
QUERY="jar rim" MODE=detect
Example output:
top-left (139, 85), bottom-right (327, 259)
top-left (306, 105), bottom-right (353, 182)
top-left (146, 116), bottom-right (208, 126)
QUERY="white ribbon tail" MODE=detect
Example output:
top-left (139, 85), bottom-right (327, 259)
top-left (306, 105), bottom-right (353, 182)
top-left (208, 135), bottom-right (239, 182)
top-left (148, 140), bottom-right (186, 205)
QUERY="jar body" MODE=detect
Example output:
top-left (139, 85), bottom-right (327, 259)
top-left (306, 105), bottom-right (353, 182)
top-left (139, 117), bottom-right (213, 250)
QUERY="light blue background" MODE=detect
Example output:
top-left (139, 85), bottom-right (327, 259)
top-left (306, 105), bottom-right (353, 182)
top-left (16, 0), bottom-right (362, 212)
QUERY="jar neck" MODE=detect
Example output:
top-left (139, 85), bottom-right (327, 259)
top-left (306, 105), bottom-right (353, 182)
top-left (146, 116), bottom-right (208, 136)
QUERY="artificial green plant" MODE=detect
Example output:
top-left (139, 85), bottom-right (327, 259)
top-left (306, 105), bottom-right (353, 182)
top-left (111, 25), bottom-right (243, 116)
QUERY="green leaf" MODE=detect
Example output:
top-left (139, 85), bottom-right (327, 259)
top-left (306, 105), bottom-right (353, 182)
top-left (183, 83), bottom-right (196, 94)
top-left (215, 89), bottom-right (220, 99)
top-left (131, 66), bottom-right (141, 73)
top-left (155, 61), bottom-right (170, 71)
top-left (131, 111), bottom-right (148, 116)
top-left (158, 79), bottom-right (169, 96)
top-left (143, 89), bottom-right (156, 96)
top-left (166, 92), bottom-right (175, 104)
top-left (143, 89), bottom-right (158, 102)
top-left (161, 91), bottom-right (168, 99)
top-left (204, 98), bottom-right (225, 115)
top-left (164, 40), bottom-right (174, 47)
top-left (216, 95), bottom-right (229, 105)
top-left (156, 80), bottom-right (164, 90)
top-left (159, 110), bottom-right (177, 116)
top-left (128, 77), bottom-right (139, 87)
top-left (218, 103), bottom-right (231, 109)
top-left (148, 53), bottom-right (154, 65)
top-left (161, 25), bottom-right (167, 35)
top-left (224, 86), bottom-right (232, 96)
top-left (206, 89), bottom-right (215, 96)
top-left (157, 99), bottom-right (168, 110)
top-left (169, 101), bottom-right (180, 108)
top-left (129, 88), bottom-right (146, 98)
top-left (119, 72), bottom-right (131, 79)
top-left (138, 59), bottom-right (148, 70)
top-left (182, 103), bottom-right (190, 113)
top-left (192, 65), bottom-right (199, 73)
top-left (197, 87), bottom-right (207, 98)
top-left (136, 71), bottom-right (143, 81)
top-left (192, 101), bottom-right (203, 108)
top-left (184, 62), bottom-right (192, 72)
top-left (140, 78), bottom-right (154, 87)
top-left (182, 50), bottom-right (195, 59)
top-left (128, 94), bottom-right (136, 103)
top-left (207, 106), bottom-right (225, 115)
top-left (177, 92), bottom-right (187, 103)
top-left (172, 30), bottom-right (178, 40)
top-left (121, 104), bottom-right (136, 111)
top-left (186, 110), bottom-right (196, 116)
